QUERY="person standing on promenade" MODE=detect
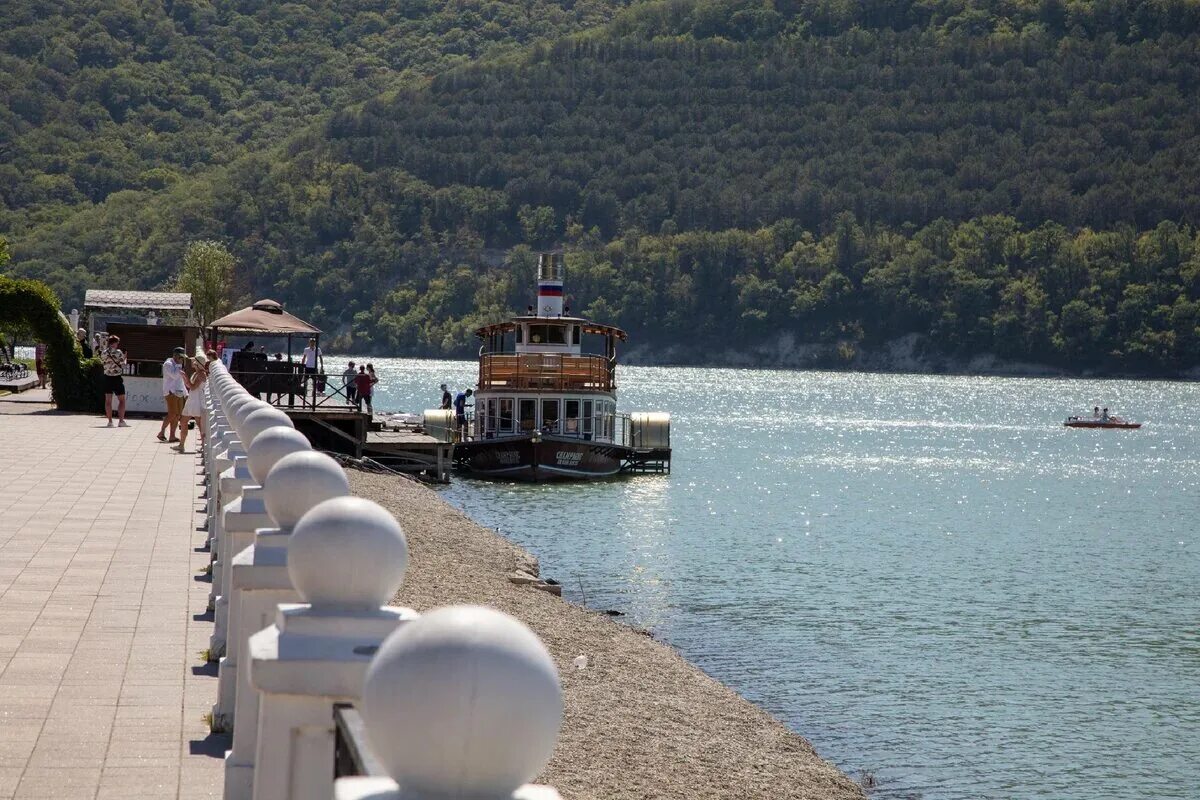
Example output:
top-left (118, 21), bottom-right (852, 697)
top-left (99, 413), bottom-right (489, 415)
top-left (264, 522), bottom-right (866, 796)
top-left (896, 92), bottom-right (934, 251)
top-left (353, 365), bottom-right (374, 415)
top-left (77, 328), bottom-right (92, 358)
top-left (34, 342), bottom-right (47, 388)
top-left (440, 383), bottom-right (452, 410)
top-left (343, 361), bottom-right (357, 406)
top-left (157, 347), bottom-right (188, 442)
top-left (175, 356), bottom-right (209, 453)
top-left (100, 335), bottom-right (128, 428)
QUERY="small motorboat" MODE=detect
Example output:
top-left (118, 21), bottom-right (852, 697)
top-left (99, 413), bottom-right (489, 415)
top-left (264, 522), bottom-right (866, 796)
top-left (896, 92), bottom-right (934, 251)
top-left (1064, 415), bottom-right (1141, 429)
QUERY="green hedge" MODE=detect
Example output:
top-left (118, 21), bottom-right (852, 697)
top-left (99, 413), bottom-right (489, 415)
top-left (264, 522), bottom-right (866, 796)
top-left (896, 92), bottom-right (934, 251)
top-left (0, 275), bottom-right (101, 411)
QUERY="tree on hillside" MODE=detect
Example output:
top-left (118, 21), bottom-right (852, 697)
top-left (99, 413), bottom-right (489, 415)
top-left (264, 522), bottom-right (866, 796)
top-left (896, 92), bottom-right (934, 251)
top-left (176, 240), bottom-right (237, 332)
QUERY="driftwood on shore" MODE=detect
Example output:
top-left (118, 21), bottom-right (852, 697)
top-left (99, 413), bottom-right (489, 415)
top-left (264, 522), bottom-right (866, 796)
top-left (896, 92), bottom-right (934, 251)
top-left (353, 472), bottom-right (864, 800)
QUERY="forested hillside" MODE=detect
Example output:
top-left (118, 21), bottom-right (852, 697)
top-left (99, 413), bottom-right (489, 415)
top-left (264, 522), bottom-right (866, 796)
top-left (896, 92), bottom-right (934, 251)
top-left (5, 0), bottom-right (1200, 374)
top-left (0, 0), bottom-right (630, 225)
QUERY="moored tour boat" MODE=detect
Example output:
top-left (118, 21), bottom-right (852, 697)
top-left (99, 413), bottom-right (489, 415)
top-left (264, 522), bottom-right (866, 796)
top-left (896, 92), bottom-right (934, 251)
top-left (443, 253), bottom-right (671, 481)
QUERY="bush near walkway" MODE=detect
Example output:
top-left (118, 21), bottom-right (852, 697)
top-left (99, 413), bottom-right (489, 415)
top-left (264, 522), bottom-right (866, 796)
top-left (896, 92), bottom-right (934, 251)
top-left (0, 275), bottom-right (101, 411)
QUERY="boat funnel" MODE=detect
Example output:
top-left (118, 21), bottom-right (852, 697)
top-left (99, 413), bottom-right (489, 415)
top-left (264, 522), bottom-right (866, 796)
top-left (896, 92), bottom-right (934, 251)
top-left (536, 252), bottom-right (565, 318)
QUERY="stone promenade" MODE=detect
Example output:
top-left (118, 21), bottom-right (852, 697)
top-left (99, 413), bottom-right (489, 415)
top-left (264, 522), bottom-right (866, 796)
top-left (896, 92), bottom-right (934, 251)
top-left (0, 401), bottom-right (223, 798)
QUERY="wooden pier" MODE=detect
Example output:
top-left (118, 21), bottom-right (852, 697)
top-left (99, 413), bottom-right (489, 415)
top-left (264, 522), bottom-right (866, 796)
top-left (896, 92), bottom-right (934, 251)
top-left (272, 407), bottom-right (452, 482)
top-left (363, 427), bottom-right (453, 483)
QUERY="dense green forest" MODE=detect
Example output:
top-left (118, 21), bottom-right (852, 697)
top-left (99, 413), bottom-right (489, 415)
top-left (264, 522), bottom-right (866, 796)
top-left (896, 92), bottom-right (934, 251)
top-left (4, 0), bottom-right (1200, 374)
top-left (0, 0), bottom-right (630, 223)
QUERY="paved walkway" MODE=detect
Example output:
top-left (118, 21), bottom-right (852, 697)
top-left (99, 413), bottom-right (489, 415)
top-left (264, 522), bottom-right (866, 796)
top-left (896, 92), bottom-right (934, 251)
top-left (0, 402), bottom-right (223, 799)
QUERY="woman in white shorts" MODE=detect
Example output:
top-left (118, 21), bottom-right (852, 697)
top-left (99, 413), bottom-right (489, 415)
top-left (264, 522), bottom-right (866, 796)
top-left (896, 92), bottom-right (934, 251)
top-left (175, 357), bottom-right (210, 453)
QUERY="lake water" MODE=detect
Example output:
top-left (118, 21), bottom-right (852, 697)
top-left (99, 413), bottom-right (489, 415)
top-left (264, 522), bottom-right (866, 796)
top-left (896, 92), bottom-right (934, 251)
top-left (348, 357), bottom-right (1199, 800)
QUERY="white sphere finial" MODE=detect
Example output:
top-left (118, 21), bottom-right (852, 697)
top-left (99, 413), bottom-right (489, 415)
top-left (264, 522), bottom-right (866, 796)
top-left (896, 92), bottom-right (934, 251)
top-left (263, 451), bottom-right (350, 529)
top-left (288, 497), bottom-right (408, 609)
top-left (240, 406), bottom-right (294, 446)
top-left (226, 396), bottom-right (263, 435)
top-left (361, 606), bottom-right (562, 797)
top-left (246, 427), bottom-right (311, 485)
top-left (223, 392), bottom-right (253, 416)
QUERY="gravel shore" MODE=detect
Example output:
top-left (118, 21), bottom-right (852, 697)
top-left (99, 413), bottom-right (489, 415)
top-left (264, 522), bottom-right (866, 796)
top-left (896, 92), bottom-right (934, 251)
top-left (352, 471), bottom-right (864, 800)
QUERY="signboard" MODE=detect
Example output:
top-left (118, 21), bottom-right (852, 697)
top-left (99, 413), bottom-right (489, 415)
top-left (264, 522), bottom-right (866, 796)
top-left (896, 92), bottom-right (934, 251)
top-left (124, 377), bottom-right (167, 415)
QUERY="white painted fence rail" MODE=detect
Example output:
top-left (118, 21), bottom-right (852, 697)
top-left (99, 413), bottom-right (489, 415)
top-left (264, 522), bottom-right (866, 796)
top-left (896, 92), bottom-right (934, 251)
top-left (199, 358), bottom-right (563, 800)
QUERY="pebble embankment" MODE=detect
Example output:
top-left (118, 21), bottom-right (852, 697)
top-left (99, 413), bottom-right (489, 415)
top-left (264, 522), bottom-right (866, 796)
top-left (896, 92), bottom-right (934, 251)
top-left (353, 471), bottom-right (865, 800)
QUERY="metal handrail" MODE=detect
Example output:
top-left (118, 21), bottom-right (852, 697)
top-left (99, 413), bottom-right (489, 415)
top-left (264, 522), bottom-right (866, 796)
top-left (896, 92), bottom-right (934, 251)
top-left (478, 353), bottom-right (616, 393)
top-left (333, 703), bottom-right (387, 778)
top-left (468, 411), bottom-right (633, 447)
top-left (226, 367), bottom-right (362, 412)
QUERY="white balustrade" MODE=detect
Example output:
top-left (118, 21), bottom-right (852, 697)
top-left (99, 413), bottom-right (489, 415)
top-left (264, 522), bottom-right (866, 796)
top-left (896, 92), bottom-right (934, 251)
top-left (248, 496), bottom-right (418, 800)
top-left (208, 393), bottom-right (265, 621)
top-left (222, 451), bottom-right (350, 799)
top-left (211, 405), bottom-right (293, 661)
top-left (336, 606), bottom-right (564, 800)
top-left (194, 360), bottom-right (564, 800)
top-left (214, 425), bottom-right (311, 729)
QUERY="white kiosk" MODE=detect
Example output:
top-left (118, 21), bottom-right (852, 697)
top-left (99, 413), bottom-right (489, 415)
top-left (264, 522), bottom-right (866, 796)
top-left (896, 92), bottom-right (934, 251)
top-left (84, 290), bottom-right (198, 415)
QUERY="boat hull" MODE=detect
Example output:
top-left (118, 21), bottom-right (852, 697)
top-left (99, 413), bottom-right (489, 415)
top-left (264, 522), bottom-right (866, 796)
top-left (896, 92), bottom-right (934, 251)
top-left (454, 435), bottom-right (626, 480)
top-left (1063, 421), bottom-right (1141, 429)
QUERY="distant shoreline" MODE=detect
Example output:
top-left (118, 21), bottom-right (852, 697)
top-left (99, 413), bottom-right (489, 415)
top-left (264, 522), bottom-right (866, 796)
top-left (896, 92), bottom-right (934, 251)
top-left (330, 338), bottom-right (1200, 382)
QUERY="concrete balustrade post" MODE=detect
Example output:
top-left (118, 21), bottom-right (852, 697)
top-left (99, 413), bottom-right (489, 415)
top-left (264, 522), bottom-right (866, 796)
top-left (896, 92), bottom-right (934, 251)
top-left (208, 392), bottom-right (259, 569)
top-left (214, 426), bottom-right (311, 730)
top-left (206, 382), bottom-right (253, 605)
top-left (207, 390), bottom-right (261, 621)
top-left (335, 606), bottom-right (564, 800)
top-left (210, 403), bottom-right (288, 662)
top-left (223, 451), bottom-right (351, 800)
top-left (205, 373), bottom-right (238, 547)
top-left (248, 497), bottom-right (418, 800)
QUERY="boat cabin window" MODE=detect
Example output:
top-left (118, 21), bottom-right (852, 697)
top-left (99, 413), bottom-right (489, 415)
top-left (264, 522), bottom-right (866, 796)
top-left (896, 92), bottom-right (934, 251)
top-left (582, 400), bottom-right (593, 437)
top-left (540, 399), bottom-right (560, 433)
top-left (499, 398), bottom-right (514, 432)
top-left (519, 399), bottom-right (536, 432)
top-left (565, 400), bottom-right (580, 434)
top-left (484, 399), bottom-right (498, 435)
top-left (528, 324), bottom-right (567, 345)
top-left (516, 326), bottom-right (523, 344)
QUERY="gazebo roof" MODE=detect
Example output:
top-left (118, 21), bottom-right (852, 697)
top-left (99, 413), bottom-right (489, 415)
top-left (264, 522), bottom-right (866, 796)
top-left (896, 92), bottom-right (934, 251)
top-left (84, 290), bottom-right (192, 311)
top-left (209, 299), bottom-right (321, 334)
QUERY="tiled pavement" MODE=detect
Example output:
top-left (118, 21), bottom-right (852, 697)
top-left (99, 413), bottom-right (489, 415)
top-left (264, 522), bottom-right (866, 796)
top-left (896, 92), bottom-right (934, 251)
top-left (0, 403), bottom-right (224, 798)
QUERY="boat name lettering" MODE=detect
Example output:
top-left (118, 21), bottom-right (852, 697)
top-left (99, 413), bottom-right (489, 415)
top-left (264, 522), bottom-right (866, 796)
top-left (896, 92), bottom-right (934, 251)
top-left (497, 451), bottom-right (521, 465)
top-left (556, 451), bottom-right (583, 466)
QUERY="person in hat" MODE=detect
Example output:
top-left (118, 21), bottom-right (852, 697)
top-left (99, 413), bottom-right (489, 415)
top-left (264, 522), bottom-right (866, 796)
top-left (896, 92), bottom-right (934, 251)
top-left (440, 383), bottom-right (452, 410)
top-left (158, 346), bottom-right (189, 442)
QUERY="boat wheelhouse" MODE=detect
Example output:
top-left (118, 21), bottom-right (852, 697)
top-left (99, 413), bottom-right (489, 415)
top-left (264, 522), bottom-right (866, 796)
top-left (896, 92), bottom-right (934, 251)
top-left (448, 253), bottom-right (670, 480)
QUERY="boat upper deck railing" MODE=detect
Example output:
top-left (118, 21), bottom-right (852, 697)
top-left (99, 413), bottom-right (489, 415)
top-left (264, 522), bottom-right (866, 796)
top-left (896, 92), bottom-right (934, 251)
top-left (478, 352), bottom-right (615, 393)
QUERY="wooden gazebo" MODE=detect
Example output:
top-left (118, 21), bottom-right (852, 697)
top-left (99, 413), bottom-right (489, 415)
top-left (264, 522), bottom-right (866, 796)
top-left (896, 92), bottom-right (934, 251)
top-left (210, 300), bottom-right (327, 409)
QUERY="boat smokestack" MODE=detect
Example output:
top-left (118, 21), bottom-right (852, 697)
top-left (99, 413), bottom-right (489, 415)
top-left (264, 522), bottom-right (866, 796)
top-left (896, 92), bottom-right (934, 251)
top-left (536, 252), bottom-right (565, 318)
